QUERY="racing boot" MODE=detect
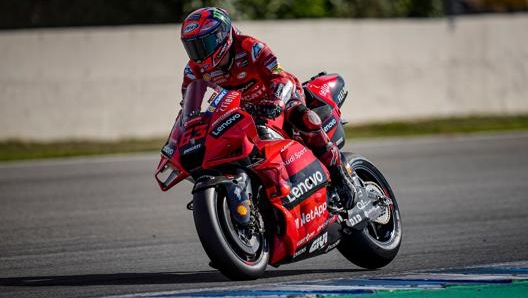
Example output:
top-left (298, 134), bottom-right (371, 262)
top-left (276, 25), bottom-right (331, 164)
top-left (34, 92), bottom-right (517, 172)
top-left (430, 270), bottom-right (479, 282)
top-left (328, 163), bottom-right (357, 210)
top-left (287, 103), bottom-right (357, 210)
top-left (313, 139), bottom-right (357, 211)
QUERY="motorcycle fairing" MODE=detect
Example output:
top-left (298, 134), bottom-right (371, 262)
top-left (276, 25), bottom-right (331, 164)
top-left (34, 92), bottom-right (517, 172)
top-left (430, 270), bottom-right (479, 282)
top-left (202, 110), bottom-right (258, 168)
top-left (304, 73), bottom-right (347, 148)
top-left (201, 87), bottom-right (260, 169)
top-left (156, 82), bottom-right (256, 190)
top-left (155, 78), bottom-right (346, 265)
top-left (316, 106), bottom-right (346, 149)
top-left (251, 139), bottom-right (334, 265)
top-left (304, 73), bottom-right (348, 109)
top-left (155, 112), bottom-right (191, 191)
top-left (288, 214), bottom-right (340, 263)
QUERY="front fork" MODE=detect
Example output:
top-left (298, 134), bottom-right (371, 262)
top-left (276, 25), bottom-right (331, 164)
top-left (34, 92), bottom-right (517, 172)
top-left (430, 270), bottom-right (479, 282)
top-left (224, 169), bottom-right (253, 226)
top-left (193, 169), bottom-right (253, 226)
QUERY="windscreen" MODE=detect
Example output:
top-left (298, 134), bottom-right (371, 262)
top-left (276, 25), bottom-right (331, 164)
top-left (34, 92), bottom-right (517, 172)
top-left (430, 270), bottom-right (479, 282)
top-left (181, 79), bottom-right (227, 124)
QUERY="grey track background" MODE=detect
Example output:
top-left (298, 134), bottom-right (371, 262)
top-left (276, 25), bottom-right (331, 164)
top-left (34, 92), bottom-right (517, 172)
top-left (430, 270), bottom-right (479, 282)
top-left (1, 132), bottom-right (527, 298)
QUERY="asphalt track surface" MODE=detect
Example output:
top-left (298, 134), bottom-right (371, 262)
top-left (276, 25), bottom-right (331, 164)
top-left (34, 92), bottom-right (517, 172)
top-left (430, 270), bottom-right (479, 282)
top-left (1, 132), bottom-right (527, 298)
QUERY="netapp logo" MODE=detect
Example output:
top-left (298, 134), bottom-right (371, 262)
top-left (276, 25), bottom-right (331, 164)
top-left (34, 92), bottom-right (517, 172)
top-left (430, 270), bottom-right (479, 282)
top-left (295, 202), bottom-right (327, 229)
top-left (285, 171), bottom-right (324, 203)
top-left (211, 113), bottom-right (242, 137)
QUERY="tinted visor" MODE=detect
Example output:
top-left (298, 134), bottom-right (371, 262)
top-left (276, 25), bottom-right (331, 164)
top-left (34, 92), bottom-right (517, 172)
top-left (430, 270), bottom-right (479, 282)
top-left (182, 32), bottom-right (221, 62)
top-left (181, 19), bottom-right (231, 62)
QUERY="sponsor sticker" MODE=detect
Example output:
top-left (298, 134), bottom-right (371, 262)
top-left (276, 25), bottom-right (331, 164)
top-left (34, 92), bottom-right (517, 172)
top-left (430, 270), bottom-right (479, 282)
top-left (271, 65), bottom-right (284, 74)
top-left (265, 58), bottom-right (278, 71)
top-left (206, 89), bottom-right (229, 115)
top-left (187, 13), bottom-right (201, 21)
top-left (184, 65), bottom-right (196, 80)
top-left (211, 112), bottom-right (243, 137)
top-left (181, 143), bottom-right (202, 155)
top-left (293, 247), bottom-right (307, 258)
top-left (323, 117), bottom-right (337, 133)
top-left (319, 83), bottom-right (331, 97)
top-left (295, 201), bottom-right (327, 229)
top-left (252, 43), bottom-right (264, 61)
top-left (200, 20), bottom-right (218, 32)
top-left (337, 87), bottom-right (347, 103)
top-left (309, 232), bottom-right (328, 253)
top-left (296, 231), bottom-right (315, 246)
top-left (282, 160), bottom-right (328, 208)
top-left (162, 143), bottom-right (175, 157)
top-left (235, 52), bottom-right (247, 59)
top-left (282, 147), bottom-right (307, 166)
top-left (237, 72), bottom-right (247, 79)
top-left (183, 23), bottom-right (198, 34)
top-left (218, 92), bottom-right (237, 112)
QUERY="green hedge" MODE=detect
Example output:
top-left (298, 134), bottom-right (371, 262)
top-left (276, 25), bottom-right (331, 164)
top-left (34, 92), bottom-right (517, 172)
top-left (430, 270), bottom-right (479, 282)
top-left (1, 0), bottom-right (527, 30)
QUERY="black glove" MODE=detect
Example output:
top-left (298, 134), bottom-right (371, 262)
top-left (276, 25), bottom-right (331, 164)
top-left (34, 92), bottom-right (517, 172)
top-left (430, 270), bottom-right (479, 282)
top-left (255, 100), bottom-right (284, 119)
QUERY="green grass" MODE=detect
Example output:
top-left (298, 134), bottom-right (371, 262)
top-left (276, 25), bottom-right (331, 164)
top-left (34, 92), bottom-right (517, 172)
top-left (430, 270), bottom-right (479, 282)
top-left (345, 115), bottom-right (528, 139)
top-left (0, 138), bottom-right (166, 162)
top-left (1, 115), bottom-right (528, 162)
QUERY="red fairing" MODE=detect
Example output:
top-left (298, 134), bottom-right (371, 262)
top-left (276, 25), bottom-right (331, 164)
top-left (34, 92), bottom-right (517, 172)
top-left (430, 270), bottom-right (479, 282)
top-left (156, 79), bottom-right (343, 267)
top-left (202, 89), bottom-right (258, 168)
top-left (305, 74), bottom-right (341, 110)
top-left (155, 113), bottom-right (190, 191)
top-left (251, 140), bottom-right (332, 264)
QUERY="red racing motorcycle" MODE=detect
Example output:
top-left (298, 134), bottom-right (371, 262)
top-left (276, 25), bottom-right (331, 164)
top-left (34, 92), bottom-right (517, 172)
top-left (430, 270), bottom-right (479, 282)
top-left (155, 72), bottom-right (402, 280)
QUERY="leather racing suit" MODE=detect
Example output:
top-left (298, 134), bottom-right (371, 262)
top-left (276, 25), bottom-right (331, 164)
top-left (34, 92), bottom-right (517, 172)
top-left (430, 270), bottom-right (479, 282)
top-left (181, 30), bottom-right (345, 183)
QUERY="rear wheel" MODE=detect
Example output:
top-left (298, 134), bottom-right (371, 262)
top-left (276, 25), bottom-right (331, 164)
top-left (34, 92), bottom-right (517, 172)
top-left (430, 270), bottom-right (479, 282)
top-left (193, 187), bottom-right (269, 280)
top-left (337, 153), bottom-right (402, 269)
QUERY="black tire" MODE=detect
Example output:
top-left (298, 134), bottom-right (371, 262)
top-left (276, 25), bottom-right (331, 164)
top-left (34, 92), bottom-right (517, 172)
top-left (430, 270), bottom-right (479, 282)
top-left (193, 187), bottom-right (269, 280)
top-left (337, 153), bottom-right (402, 269)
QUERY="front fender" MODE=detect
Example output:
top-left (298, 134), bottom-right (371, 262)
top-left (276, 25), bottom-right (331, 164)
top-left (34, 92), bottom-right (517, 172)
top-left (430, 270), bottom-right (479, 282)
top-left (192, 170), bottom-right (253, 225)
top-left (192, 175), bottom-right (235, 194)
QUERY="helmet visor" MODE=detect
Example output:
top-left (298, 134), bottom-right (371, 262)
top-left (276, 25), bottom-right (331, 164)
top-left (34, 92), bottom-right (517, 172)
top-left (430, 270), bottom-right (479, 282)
top-left (182, 31), bottom-right (228, 62)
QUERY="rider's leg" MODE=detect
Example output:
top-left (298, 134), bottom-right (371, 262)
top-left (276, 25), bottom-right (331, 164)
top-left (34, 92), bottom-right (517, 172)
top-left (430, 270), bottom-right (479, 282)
top-left (285, 100), bottom-right (356, 209)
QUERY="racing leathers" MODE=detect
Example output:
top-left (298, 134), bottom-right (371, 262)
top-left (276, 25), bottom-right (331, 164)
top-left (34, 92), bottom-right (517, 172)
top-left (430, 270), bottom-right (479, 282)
top-left (182, 31), bottom-right (356, 209)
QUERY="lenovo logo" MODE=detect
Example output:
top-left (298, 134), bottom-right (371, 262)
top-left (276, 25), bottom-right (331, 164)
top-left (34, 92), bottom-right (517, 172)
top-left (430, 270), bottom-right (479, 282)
top-left (211, 113), bottom-right (242, 138)
top-left (323, 118), bottom-right (337, 133)
top-left (285, 171), bottom-right (324, 203)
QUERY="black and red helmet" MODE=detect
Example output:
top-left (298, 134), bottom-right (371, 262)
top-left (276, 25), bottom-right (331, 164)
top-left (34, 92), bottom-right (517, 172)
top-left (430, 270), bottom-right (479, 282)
top-left (181, 7), bottom-right (233, 71)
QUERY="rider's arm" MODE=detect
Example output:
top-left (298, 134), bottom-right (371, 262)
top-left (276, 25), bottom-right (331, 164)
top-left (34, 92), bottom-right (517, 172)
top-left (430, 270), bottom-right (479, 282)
top-left (249, 40), bottom-right (303, 103)
top-left (243, 38), bottom-right (303, 118)
top-left (181, 63), bottom-right (199, 101)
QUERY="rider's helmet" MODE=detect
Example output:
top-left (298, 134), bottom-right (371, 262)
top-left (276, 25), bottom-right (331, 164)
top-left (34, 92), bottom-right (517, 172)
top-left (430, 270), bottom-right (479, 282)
top-left (181, 7), bottom-right (233, 72)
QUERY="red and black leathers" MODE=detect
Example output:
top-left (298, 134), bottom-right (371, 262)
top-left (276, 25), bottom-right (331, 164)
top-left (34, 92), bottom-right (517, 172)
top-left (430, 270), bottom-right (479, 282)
top-left (181, 30), bottom-right (342, 169)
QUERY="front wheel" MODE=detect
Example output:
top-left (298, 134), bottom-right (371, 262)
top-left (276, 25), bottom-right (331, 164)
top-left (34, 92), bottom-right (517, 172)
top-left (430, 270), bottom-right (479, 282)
top-left (193, 187), bottom-right (269, 280)
top-left (338, 153), bottom-right (402, 269)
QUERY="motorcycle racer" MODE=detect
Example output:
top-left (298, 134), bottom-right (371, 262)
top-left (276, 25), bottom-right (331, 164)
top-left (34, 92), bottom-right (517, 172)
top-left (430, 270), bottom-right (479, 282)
top-left (179, 7), bottom-right (357, 211)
